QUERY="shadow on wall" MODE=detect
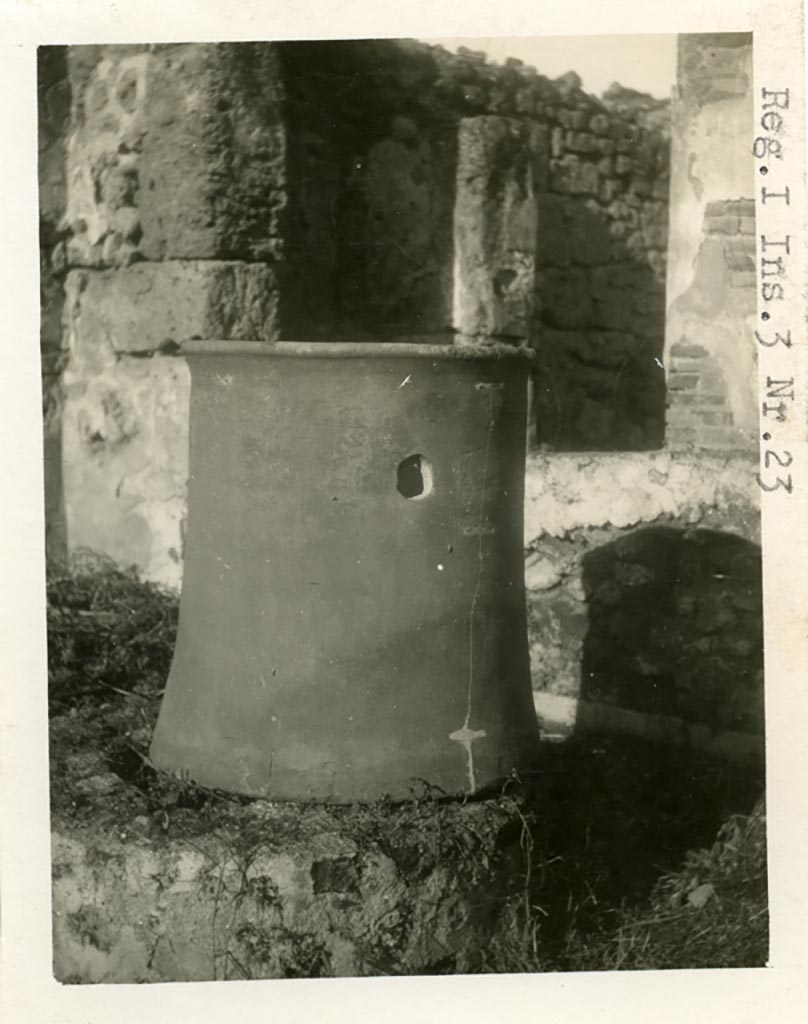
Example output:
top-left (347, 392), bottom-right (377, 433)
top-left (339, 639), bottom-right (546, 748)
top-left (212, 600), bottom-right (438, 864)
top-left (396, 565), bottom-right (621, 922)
top-left (520, 523), bottom-right (766, 963)
top-left (578, 526), bottom-right (764, 739)
top-left (533, 198), bottom-right (668, 452)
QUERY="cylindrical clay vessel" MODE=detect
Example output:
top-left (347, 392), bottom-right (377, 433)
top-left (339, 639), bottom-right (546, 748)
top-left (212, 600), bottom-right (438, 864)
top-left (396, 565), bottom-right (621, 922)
top-left (150, 341), bottom-right (539, 801)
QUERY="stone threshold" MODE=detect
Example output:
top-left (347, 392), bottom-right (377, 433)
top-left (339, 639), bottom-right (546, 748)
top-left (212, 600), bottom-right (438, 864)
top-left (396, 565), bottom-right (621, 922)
top-left (533, 691), bottom-right (763, 762)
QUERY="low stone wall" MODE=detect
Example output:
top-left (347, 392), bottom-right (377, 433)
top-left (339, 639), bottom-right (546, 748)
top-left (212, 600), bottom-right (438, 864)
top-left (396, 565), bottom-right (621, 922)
top-left (52, 796), bottom-right (526, 982)
top-left (524, 451), bottom-right (763, 742)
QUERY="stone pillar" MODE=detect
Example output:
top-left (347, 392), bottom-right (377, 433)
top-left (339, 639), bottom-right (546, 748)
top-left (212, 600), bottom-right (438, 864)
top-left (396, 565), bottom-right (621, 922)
top-left (56, 43), bottom-right (287, 585)
top-left (452, 116), bottom-right (547, 343)
top-left (664, 34), bottom-right (757, 451)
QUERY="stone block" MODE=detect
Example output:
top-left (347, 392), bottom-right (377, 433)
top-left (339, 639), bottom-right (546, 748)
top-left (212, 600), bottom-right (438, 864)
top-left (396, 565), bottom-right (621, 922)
top-left (590, 263), bottom-right (636, 299)
top-left (525, 553), bottom-right (564, 591)
top-left (65, 262), bottom-right (281, 365)
top-left (647, 250), bottom-right (667, 280)
top-left (565, 330), bottom-right (639, 369)
top-left (599, 179), bottom-right (620, 204)
top-left (565, 131), bottom-right (600, 154)
top-left (591, 295), bottom-right (637, 332)
top-left (705, 200), bottom-right (729, 217)
top-left (633, 289), bottom-right (667, 317)
top-left (589, 113), bottom-right (611, 136)
top-left (573, 395), bottom-right (616, 446)
top-left (568, 210), bottom-right (613, 266)
top-left (733, 198), bottom-right (756, 217)
top-left (722, 236), bottom-right (755, 271)
top-left (597, 155), bottom-right (614, 176)
top-left (666, 425), bottom-right (698, 447)
top-left (694, 426), bottom-right (747, 451)
top-left (51, 792), bottom-right (533, 981)
top-left (669, 391), bottom-right (726, 407)
top-left (668, 372), bottom-right (701, 391)
top-left (669, 355), bottom-right (704, 375)
top-left (536, 268), bottom-right (592, 329)
top-left (139, 43), bottom-right (286, 261)
top-left (693, 408), bottom-right (734, 426)
top-left (642, 224), bottom-right (668, 249)
top-left (65, 43), bottom-right (287, 266)
top-left (614, 155), bottom-right (633, 176)
top-left (630, 177), bottom-right (653, 199)
top-left (550, 156), bottom-right (600, 196)
top-left (705, 214), bottom-right (740, 236)
top-left (514, 86), bottom-right (539, 116)
top-left (606, 200), bottom-right (632, 222)
top-left (670, 342), bottom-right (708, 358)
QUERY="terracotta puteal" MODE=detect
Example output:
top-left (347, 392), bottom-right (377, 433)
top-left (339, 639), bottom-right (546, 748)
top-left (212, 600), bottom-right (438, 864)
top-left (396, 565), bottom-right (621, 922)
top-left (149, 341), bottom-right (539, 801)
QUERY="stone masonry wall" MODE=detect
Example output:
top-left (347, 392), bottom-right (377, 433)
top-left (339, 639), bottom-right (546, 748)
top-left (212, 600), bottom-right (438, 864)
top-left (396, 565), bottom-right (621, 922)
top-left (278, 41), bottom-right (671, 449)
top-left (535, 81), bottom-right (669, 451)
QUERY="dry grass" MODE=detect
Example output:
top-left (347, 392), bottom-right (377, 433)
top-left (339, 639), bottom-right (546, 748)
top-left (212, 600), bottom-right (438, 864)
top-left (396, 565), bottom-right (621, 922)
top-left (561, 798), bottom-right (768, 970)
top-left (47, 548), bottom-right (178, 708)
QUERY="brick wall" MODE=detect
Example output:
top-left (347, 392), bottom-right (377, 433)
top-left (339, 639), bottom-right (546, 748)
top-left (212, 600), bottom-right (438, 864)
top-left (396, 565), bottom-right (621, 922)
top-left (666, 200), bottom-right (756, 449)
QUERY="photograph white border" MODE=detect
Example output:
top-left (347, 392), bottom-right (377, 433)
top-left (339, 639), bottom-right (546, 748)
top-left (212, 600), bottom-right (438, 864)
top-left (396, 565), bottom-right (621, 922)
top-left (2, 1), bottom-right (807, 1021)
